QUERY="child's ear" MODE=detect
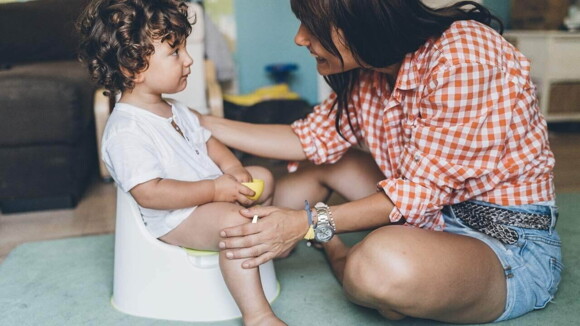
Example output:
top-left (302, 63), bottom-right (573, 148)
top-left (133, 71), bottom-right (145, 83)
top-left (120, 66), bottom-right (145, 83)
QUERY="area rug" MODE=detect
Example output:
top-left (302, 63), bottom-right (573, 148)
top-left (1, 193), bottom-right (579, 326)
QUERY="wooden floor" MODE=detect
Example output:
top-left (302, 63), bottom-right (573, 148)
top-left (1, 129), bottom-right (579, 264)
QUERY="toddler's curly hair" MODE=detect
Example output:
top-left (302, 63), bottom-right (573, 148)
top-left (77, 0), bottom-right (192, 95)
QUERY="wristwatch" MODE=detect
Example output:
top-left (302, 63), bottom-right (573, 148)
top-left (313, 202), bottom-right (336, 243)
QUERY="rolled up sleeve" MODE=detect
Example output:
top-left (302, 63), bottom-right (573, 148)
top-left (290, 93), bottom-right (359, 165)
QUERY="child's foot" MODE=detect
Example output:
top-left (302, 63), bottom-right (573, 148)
top-left (244, 312), bottom-right (286, 326)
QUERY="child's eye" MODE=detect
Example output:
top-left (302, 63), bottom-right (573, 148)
top-left (171, 49), bottom-right (179, 56)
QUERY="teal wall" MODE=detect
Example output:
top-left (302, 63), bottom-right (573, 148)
top-left (234, 0), bottom-right (318, 104)
top-left (233, 1), bottom-right (513, 105)
top-left (483, 0), bottom-right (512, 28)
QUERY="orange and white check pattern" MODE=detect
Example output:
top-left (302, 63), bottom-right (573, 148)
top-left (291, 20), bottom-right (555, 230)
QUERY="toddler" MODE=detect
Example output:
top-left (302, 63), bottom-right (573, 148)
top-left (78, 0), bottom-right (284, 324)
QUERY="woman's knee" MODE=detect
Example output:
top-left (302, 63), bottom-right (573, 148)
top-left (246, 165), bottom-right (275, 202)
top-left (343, 229), bottom-right (419, 308)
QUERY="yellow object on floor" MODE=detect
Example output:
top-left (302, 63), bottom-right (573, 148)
top-left (224, 84), bottom-right (300, 107)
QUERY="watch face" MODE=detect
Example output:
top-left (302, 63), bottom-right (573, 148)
top-left (315, 225), bottom-right (334, 242)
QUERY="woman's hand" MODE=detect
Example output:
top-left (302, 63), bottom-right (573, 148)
top-left (219, 206), bottom-right (309, 269)
top-left (213, 174), bottom-right (254, 206)
top-left (222, 165), bottom-right (253, 183)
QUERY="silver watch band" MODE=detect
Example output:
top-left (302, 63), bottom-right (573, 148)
top-left (314, 202), bottom-right (336, 231)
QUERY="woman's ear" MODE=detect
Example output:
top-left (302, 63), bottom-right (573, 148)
top-left (332, 27), bottom-right (349, 49)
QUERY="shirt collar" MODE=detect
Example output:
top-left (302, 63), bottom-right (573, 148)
top-left (369, 51), bottom-right (420, 98)
top-left (394, 52), bottom-right (420, 91)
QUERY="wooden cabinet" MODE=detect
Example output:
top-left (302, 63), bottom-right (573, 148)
top-left (505, 31), bottom-right (580, 121)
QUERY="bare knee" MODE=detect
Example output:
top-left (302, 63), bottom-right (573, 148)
top-left (245, 165), bottom-right (275, 204)
top-left (342, 229), bottom-right (418, 317)
top-left (218, 204), bottom-right (249, 229)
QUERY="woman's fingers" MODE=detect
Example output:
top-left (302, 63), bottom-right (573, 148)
top-left (219, 206), bottom-right (304, 268)
top-left (223, 243), bottom-right (270, 260)
top-left (242, 251), bottom-right (278, 269)
top-left (219, 231), bottom-right (263, 249)
top-left (220, 221), bottom-right (259, 238)
top-left (240, 205), bottom-right (279, 218)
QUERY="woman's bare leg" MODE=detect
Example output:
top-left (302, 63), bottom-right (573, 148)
top-left (159, 168), bottom-right (284, 326)
top-left (273, 150), bottom-right (507, 323)
top-left (273, 149), bottom-right (383, 209)
top-left (341, 226), bottom-right (506, 323)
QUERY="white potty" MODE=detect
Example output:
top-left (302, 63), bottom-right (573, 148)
top-left (111, 189), bottom-right (280, 322)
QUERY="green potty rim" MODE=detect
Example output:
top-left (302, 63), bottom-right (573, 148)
top-left (183, 247), bottom-right (219, 256)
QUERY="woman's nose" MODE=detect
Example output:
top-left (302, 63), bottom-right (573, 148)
top-left (294, 24), bottom-right (310, 47)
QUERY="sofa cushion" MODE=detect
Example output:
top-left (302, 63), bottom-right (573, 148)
top-left (0, 60), bottom-right (97, 146)
top-left (0, 0), bottom-right (90, 65)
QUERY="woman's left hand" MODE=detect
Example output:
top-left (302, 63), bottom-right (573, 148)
top-left (219, 205), bottom-right (308, 269)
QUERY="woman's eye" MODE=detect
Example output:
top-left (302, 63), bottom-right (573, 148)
top-left (172, 49), bottom-right (179, 56)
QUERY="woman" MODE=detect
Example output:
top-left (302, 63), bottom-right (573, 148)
top-left (202, 0), bottom-right (562, 323)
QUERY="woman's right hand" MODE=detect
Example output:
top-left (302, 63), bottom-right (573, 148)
top-left (219, 205), bottom-right (309, 268)
top-left (213, 174), bottom-right (254, 206)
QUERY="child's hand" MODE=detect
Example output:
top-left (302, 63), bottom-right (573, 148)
top-left (222, 166), bottom-right (253, 183)
top-left (213, 174), bottom-right (254, 206)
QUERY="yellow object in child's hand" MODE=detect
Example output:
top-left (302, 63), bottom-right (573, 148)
top-left (242, 179), bottom-right (264, 201)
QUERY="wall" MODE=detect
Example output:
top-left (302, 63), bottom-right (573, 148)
top-left (233, 0), bottom-right (512, 105)
top-left (483, 0), bottom-right (512, 28)
top-left (234, 0), bottom-right (317, 104)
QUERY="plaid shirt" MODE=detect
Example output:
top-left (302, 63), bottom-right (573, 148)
top-left (290, 20), bottom-right (555, 230)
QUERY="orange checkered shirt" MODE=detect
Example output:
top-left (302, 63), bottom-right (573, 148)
top-left (290, 20), bottom-right (555, 230)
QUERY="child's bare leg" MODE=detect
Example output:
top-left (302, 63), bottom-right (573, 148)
top-left (160, 202), bottom-right (285, 325)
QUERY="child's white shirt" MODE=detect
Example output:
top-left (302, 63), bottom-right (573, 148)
top-left (102, 99), bottom-right (223, 238)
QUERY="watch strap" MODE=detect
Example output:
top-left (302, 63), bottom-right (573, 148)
top-left (303, 200), bottom-right (315, 240)
top-left (314, 202), bottom-right (336, 232)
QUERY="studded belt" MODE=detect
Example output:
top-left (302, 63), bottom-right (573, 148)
top-left (451, 201), bottom-right (555, 245)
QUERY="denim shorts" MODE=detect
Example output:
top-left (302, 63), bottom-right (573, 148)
top-left (442, 200), bottom-right (563, 322)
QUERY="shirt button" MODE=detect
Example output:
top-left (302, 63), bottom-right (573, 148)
top-left (414, 154), bottom-right (420, 162)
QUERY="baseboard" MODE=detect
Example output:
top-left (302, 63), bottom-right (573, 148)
top-left (0, 196), bottom-right (77, 214)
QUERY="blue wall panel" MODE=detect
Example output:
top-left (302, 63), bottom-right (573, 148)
top-left (234, 0), bottom-right (318, 104)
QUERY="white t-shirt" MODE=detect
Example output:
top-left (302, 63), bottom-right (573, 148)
top-left (102, 100), bottom-right (223, 237)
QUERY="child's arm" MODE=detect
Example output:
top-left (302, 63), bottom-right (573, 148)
top-left (206, 136), bottom-right (253, 183)
top-left (130, 175), bottom-right (254, 210)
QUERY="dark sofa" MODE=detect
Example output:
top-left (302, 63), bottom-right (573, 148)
top-left (0, 0), bottom-right (98, 213)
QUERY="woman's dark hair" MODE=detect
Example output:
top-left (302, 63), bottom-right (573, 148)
top-left (77, 0), bottom-right (192, 95)
top-left (290, 0), bottom-right (503, 138)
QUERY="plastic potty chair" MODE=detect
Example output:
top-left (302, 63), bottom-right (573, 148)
top-left (111, 189), bottom-right (280, 322)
